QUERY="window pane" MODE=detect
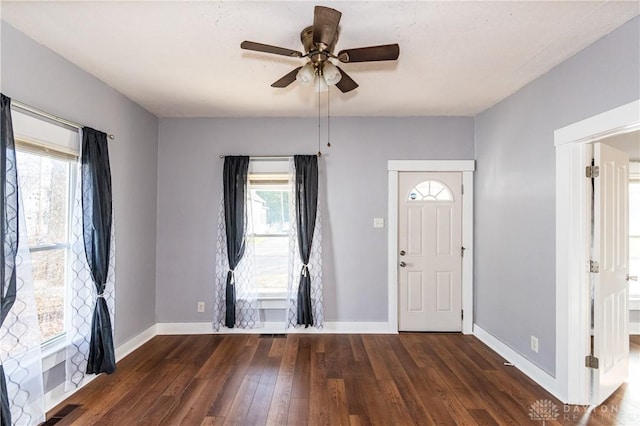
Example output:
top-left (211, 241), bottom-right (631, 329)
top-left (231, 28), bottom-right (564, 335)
top-left (253, 235), bottom-right (288, 290)
top-left (408, 180), bottom-right (453, 202)
top-left (15, 150), bottom-right (71, 246)
top-left (251, 189), bottom-right (290, 234)
top-left (32, 249), bottom-right (66, 342)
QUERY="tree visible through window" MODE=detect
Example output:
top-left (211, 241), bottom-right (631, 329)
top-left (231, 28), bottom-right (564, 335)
top-left (248, 174), bottom-right (290, 294)
top-left (15, 147), bottom-right (74, 343)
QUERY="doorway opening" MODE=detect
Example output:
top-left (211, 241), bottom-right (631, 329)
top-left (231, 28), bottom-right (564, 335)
top-left (555, 99), bottom-right (640, 404)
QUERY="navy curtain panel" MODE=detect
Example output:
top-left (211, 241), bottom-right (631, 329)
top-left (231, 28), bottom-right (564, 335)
top-left (223, 156), bottom-right (250, 328)
top-left (294, 155), bottom-right (318, 327)
top-left (0, 94), bottom-right (19, 425)
top-left (81, 127), bottom-right (116, 375)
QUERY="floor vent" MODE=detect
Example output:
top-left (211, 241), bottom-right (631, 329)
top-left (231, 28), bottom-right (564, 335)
top-left (41, 404), bottom-right (81, 425)
top-left (259, 333), bottom-right (287, 338)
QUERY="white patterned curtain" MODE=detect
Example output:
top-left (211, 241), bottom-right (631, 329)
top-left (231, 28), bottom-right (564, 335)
top-left (286, 158), bottom-right (323, 329)
top-left (1, 94), bottom-right (45, 425)
top-left (213, 188), bottom-right (258, 330)
top-left (1, 190), bottom-right (45, 425)
top-left (65, 145), bottom-right (115, 389)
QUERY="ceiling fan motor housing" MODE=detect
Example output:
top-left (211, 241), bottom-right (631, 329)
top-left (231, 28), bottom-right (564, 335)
top-left (301, 25), bottom-right (337, 67)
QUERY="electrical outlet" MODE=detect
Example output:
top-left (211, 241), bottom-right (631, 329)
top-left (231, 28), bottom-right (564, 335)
top-left (531, 336), bottom-right (539, 353)
top-left (373, 218), bottom-right (384, 228)
top-left (197, 301), bottom-right (205, 313)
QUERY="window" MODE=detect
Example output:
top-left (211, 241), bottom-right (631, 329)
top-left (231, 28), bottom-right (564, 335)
top-left (630, 171), bottom-right (640, 298)
top-left (12, 109), bottom-right (78, 344)
top-left (15, 146), bottom-right (75, 343)
top-left (247, 160), bottom-right (291, 296)
top-left (408, 179), bottom-right (453, 202)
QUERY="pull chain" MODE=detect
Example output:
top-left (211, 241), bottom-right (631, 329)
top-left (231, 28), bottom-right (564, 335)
top-left (327, 88), bottom-right (331, 148)
top-left (317, 70), bottom-right (322, 157)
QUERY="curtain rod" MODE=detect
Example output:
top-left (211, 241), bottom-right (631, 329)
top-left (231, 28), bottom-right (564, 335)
top-left (219, 154), bottom-right (319, 159)
top-left (11, 99), bottom-right (115, 140)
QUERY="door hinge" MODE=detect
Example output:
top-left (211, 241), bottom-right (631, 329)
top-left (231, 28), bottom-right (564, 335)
top-left (461, 310), bottom-right (464, 320)
top-left (461, 246), bottom-right (466, 257)
top-left (585, 165), bottom-right (600, 178)
top-left (461, 184), bottom-right (464, 195)
top-left (585, 355), bottom-right (599, 369)
top-left (589, 260), bottom-right (600, 273)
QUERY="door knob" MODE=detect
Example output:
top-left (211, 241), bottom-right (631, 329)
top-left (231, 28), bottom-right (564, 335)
top-left (627, 274), bottom-right (638, 282)
top-left (399, 250), bottom-right (406, 256)
top-left (400, 261), bottom-right (406, 268)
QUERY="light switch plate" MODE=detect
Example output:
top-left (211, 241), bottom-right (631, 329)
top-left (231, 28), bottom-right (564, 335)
top-left (373, 218), bottom-right (384, 228)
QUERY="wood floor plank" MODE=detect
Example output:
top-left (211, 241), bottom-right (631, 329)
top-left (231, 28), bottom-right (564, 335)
top-left (223, 374), bottom-right (261, 425)
top-left (202, 336), bottom-right (260, 420)
top-left (44, 334), bottom-right (640, 425)
top-left (286, 398), bottom-right (308, 426)
top-left (245, 341), bottom-right (280, 425)
top-left (327, 378), bottom-right (350, 426)
top-left (95, 361), bottom-right (183, 425)
top-left (290, 336), bottom-right (311, 398)
top-left (308, 351), bottom-right (329, 426)
top-left (265, 374), bottom-right (294, 425)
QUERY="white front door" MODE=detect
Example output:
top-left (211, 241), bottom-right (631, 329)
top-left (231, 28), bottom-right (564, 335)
top-left (592, 142), bottom-right (630, 405)
top-left (398, 172), bottom-right (462, 332)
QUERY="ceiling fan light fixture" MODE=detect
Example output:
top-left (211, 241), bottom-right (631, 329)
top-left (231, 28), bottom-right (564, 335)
top-left (315, 74), bottom-right (329, 92)
top-left (296, 63), bottom-right (315, 85)
top-left (322, 61), bottom-right (342, 86)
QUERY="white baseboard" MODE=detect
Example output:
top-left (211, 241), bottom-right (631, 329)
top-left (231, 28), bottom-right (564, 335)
top-left (44, 372), bottom-right (99, 413)
top-left (155, 321), bottom-right (395, 335)
top-left (115, 324), bottom-right (157, 359)
top-left (44, 324), bottom-right (157, 412)
top-left (473, 324), bottom-right (562, 401)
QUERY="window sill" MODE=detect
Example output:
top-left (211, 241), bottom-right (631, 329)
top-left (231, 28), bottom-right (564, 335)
top-left (41, 334), bottom-right (66, 371)
top-left (257, 290), bottom-right (287, 309)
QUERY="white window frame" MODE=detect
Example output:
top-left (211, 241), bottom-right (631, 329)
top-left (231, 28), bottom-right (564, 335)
top-left (11, 106), bottom-right (80, 368)
top-left (247, 158), bottom-right (291, 304)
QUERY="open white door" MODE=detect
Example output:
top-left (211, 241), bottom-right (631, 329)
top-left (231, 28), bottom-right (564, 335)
top-left (591, 142), bottom-right (630, 405)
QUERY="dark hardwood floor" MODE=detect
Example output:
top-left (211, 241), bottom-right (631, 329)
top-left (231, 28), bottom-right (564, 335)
top-left (44, 334), bottom-right (640, 425)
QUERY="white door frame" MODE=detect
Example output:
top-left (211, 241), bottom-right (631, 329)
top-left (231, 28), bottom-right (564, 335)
top-left (388, 160), bottom-right (475, 334)
top-left (554, 99), bottom-right (640, 404)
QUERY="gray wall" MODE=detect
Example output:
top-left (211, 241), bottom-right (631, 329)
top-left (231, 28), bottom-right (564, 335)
top-left (1, 22), bottom-right (159, 349)
top-left (156, 117), bottom-right (474, 323)
top-left (474, 16), bottom-right (640, 375)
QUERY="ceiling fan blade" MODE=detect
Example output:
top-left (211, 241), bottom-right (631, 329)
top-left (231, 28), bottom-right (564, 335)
top-left (337, 44), bottom-right (400, 63)
top-left (271, 67), bottom-right (302, 88)
top-left (312, 6), bottom-right (342, 48)
top-left (335, 67), bottom-right (358, 93)
top-left (241, 41), bottom-right (303, 58)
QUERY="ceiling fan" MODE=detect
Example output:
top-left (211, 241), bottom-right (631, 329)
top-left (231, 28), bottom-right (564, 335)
top-left (240, 5), bottom-right (400, 93)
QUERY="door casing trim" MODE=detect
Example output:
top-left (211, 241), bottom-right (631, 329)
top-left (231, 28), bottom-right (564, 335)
top-left (554, 99), bottom-right (640, 404)
top-left (387, 160), bottom-right (475, 334)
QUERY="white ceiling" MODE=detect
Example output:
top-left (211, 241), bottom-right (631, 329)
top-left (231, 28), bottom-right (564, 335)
top-left (1, 1), bottom-right (638, 118)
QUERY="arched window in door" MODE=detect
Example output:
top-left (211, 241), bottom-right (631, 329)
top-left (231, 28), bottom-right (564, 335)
top-left (407, 179), bottom-right (454, 202)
